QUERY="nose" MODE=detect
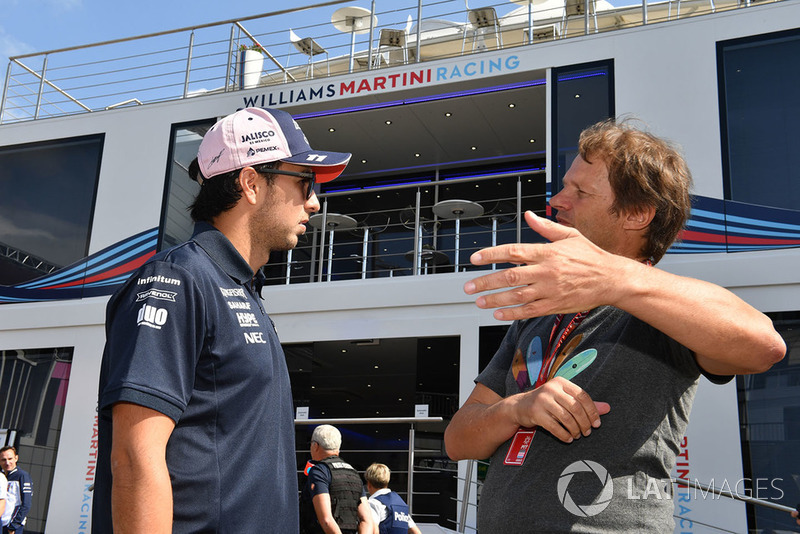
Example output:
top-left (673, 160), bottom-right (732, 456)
top-left (549, 189), bottom-right (567, 212)
top-left (306, 191), bottom-right (321, 213)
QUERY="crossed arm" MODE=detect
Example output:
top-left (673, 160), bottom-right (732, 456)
top-left (446, 212), bottom-right (785, 461)
top-left (466, 212), bottom-right (785, 376)
top-left (110, 402), bottom-right (175, 534)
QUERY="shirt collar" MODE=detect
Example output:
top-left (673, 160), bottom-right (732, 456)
top-left (191, 222), bottom-right (255, 286)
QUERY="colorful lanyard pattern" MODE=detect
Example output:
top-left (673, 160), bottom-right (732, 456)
top-left (534, 311), bottom-right (589, 388)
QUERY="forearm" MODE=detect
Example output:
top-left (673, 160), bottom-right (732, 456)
top-left (110, 402), bottom-right (175, 534)
top-left (318, 516), bottom-right (342, 534)
top-left (111, 456), bottom-right (173, 533)
top-left (613, 260), bottom-right (785, 374)
top-left (445, 396), bottom-right (520, 460)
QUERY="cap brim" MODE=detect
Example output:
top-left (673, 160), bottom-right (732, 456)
top-left (282, 151), bottom-right (352, 183)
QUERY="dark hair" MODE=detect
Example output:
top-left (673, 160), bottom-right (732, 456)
top-left (188, 159), bottom-right (277, 222)
top-left (0, 445), bottom-right (17, 455)
top-left (578, 119), bottom-right (693, 263)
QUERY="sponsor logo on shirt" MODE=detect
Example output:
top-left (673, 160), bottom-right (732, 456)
top-left (244, 332), bottom-right (267, 344)
top-left (137, 303), bottom-right (169, 329)
top-left (219, 287), bottom-right (246, 298)
top-left (137, 275), bottom-right (181, 286)
top-left (136, 289), bottom-right (178, 303)
top-left (227, 301), bottom-right (251, 310)
top-left (236, 312), bottom-right (259, 328)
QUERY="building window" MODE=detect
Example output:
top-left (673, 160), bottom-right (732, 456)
top-left (737, 311), bottom-right (800, 531)
top-left (287, 336), bottom-right (459, 529)
top-left (551, 60), bottom-right (615, 195)
top-left (718, 30), bottom-right (800, 211)
top-left (160, 120), bottom-right (211, 251)
top-left (1, 347), bottom-right (73, 534)
top-left (0, 136), bottom-right (103, 287)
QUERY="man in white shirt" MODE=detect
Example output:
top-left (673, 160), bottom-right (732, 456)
top-left (364, 464), bottom-right (421, 534)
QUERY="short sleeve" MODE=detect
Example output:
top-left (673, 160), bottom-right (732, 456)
top-left (308, 463), bottom-right (332, 497)
top-left (99, 260), bottom-right (206, 421)
top-left (476, 320), bottom-right (523, 396)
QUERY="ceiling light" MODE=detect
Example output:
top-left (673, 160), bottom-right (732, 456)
top-left (529, 139), bottom-right (536, 143)
top-left (385, 120), bottom-right (392, 125)
top-left (574, 94), bottom-right (581, 98)
top-left (414, 153), bottom-right (420, 157)
top-left (471, 146), bottom-right (477, 151)
top-left (445, 112), bottom-right (452, 117)
top-left (374, 365), bottom-right (379, 369)
top-left (328, 127), bottom-right (335, 132)
top-left (361, 159), bottom-right (367, 164)
top-left (508, 103), bottom-right (515, 108)
top-left (341, 349), bottom-right (347, 353)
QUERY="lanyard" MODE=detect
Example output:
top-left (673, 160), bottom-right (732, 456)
top-left (504, 311), bottom-right (589, 466)
top-left (534, 311), bottom-right (589, 388)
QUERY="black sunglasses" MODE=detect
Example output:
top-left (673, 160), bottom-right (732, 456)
top-left (254, 165), bottom-right (316, 200)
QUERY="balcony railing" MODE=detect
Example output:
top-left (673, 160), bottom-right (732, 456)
top-left (262, 168), bottom-right (547, 285)
top-left (1, 0), bottom-right (769, 124)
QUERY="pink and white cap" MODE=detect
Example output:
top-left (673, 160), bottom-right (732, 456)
top-left (196, 107), bottom-right (351, 183)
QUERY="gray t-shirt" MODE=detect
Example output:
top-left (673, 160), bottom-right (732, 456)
top-left (475, 306), bottom-right (724, 533)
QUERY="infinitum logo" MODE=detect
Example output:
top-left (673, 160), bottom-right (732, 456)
top-left (557, 460), bottom-right (614, 517)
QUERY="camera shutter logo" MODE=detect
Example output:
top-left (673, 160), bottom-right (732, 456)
top-left (557, 460), bottom-right (614, 517)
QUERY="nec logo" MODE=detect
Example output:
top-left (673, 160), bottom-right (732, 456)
top-left (137, 304), bottom-right (169, 330)
top-left (305, 154), bottom-right (328, 162)
top-left (136, 289), bottom-right (177, 303)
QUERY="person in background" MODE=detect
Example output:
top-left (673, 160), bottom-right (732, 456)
top-left (300, 425), bottom-right (373, 534)
top-left (93, 107), bottom-right (351, 533)
top-left (364, 463), bottom-right (421, 534)
top-left (445, 119), bottom-right (785, 533)
top-left (0, 447), bottom-right (33, 534)
top-left (0, 470), bottom-right (6, 528)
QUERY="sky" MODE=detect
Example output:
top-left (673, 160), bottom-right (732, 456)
top-left (0, 0), bottom-right (632, 69)
top-left (0, 0), bottom-right (323, 68)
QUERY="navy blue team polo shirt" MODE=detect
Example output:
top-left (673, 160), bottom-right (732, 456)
top-left (93, 222), bottom-right (298, 534)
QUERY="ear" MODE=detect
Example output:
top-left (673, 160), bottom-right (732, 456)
top-left (238, 167), bottom-right (261, 206)
top-left (622, 205), bottom-right (655, 231)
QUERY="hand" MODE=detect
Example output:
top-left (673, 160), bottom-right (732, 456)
top-left (511, 376), bottom-right (611, 443)
top-left (792, 509), bottom-right (799, 525)
top-left (464, 211), bottom-right (627, 321)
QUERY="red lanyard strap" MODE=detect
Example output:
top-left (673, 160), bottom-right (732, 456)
top-left (535, 311), bottom-right (589, 388)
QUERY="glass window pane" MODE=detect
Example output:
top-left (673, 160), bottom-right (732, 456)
top-left (720, 31), bottom-right (800, 210)
top-left (1, 347), bottom-right (73, 534)
top-left (161, 121), bottom-right (211, 251)
top-left (0, 136), bottom-right (102, 286)
top-left (737, 311), bottom-right (800, 530)
top-left (552, 61), bottom-right (615, 192)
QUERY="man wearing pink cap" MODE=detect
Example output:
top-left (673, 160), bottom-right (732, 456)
top-left (93, 108), bottom-right (351, 534)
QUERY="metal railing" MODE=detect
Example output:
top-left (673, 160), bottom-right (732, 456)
top-left (264, 168), bottom-right (546, 285)
top-left (451, 459), bottom-right (800, 532)
top-left (295, 416), bottom-right (445, 515)
top-left (0, 0), bottom-right (764, 124)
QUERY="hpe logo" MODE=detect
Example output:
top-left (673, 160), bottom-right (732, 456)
top-left (236, 312), bottom-right (259, 328)
top-left (137, 304), bottom-right (169, 330)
